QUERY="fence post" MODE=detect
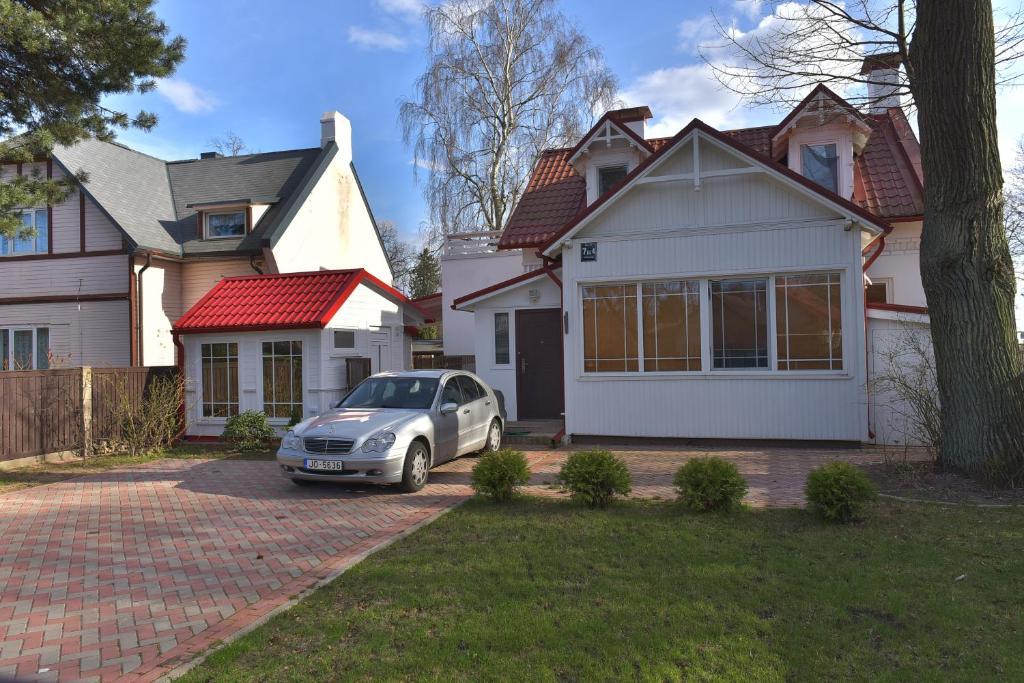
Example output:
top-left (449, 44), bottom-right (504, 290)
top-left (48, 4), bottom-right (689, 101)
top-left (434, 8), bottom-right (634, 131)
top-left (81, 366), bottom-right (92, 458)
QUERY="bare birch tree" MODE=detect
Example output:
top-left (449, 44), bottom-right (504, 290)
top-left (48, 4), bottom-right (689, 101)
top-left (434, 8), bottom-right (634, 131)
top-left (400, 0), bottom-right (617, 240)
top-left (705, 1), bottom-right (1024, 484)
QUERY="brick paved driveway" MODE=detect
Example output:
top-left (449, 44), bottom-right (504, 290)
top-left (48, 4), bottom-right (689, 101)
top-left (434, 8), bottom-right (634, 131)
top-left (0, 445), bottom-right (893, 681)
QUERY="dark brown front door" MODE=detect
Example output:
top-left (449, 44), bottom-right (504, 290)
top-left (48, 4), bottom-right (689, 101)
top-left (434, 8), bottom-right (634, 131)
top-left (515, 308), bottom-right (564, 420)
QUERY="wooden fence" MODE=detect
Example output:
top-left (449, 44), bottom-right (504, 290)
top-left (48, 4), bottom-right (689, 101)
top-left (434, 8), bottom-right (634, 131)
top-left (0, 366), bottom-right (177, 463)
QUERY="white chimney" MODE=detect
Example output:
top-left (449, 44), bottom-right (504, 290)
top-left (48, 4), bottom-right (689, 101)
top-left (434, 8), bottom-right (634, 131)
top-left (861, 54), bottom-right (903, 114)
top-left (320, 111), bottom-right (352, 163)
top-left (608, 106), bottom-right (653, 140)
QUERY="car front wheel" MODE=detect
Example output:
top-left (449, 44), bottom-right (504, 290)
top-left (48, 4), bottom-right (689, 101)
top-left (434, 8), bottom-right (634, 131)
top-left (399, 441), bottom-right (430, 492)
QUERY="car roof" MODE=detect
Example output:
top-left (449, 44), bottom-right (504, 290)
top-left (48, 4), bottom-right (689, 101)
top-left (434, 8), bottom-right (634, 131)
top-left (371, 369), bottom-right (467, 379)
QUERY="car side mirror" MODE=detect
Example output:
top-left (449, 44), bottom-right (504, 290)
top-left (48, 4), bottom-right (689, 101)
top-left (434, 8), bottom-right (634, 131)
top-left (439, 402), bottom-right (458, 415)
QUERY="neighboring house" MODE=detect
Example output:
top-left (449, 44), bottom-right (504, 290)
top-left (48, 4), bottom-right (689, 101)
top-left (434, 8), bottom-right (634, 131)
top-left (452, 57), bottom-right (929, 444)
top-left (173, 268), bottom-right (425, 437)
top-left (0, 111), bottom-right (391, 370)
top-left (408, 292), bottom-right (445, 367)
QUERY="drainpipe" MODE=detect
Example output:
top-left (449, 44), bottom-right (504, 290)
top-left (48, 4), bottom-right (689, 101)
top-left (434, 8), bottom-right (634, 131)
top-left (135, 251), bottom-right (152, 366)
top-left (172, 331), bottom-right (187, 441)
top-left (861, 234), bottom-right (886, 440)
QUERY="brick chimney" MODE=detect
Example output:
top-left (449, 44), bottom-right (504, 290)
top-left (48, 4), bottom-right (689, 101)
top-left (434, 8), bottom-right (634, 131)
top-left (320, 111), bottom-right (353, 163)
top-left (860, 53), bottom-right (903, 114)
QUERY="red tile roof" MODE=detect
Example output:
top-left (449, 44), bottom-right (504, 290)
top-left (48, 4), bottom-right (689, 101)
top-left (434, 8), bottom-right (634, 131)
top-left (173, 269), bottom-right (421, 333)
top-left (499, 94), bottom-right (924, 251)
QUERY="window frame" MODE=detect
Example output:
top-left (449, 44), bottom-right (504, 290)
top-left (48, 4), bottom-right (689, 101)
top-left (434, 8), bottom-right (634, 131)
top-left (0, 209), bottom-right (49, 257)
top-left (200, 342), bottom-right (240, 419)
top-left (261, 339), bottom-right (304, 420)
top-left (865, 278), bottom-right (892, 304)
top-left (597, 164), bottom-right (629, 196)
top-left (799, 142), bottom-right (840, 194)
top-left (492, 311), bottom-right (512, 367)
top-left (0, 326), bottom-right (50, 370)
top-left (204, 208), bottom-right (248, 240)
top-left (331, 328), bottom-right (358, 354)
top-left (576, 270), bottom-right (848, 379)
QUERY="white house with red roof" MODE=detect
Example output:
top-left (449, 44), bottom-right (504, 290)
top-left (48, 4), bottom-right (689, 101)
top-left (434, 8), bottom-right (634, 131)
top-left (172, 269), bottom-right (426, 437)
top-left (451, 58), bottom-right (929, 444)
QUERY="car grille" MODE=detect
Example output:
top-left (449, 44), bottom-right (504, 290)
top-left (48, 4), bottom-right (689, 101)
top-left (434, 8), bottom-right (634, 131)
top-left (303, 437), bottom-right (355, 455)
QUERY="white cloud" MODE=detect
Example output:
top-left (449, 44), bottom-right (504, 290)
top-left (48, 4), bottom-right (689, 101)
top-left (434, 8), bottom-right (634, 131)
top-left (731, 0), bottom-right (765, 20)
top-left (156, 78), bottom-right (218, 114)
top-left (677, 16), bottom-right (718, 54)
top-left (347, 25), bottom-right (408, 50)
top-left (375, 0), bottom-right (424, 21)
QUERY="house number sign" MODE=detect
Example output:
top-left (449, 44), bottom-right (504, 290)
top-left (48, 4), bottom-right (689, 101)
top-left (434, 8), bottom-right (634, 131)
top-left (580, 242), bottom-right (597, 262)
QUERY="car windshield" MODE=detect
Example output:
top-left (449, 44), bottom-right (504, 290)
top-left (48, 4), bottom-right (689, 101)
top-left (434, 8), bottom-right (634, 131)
top-left (337, 377), bottom-right (440, 410)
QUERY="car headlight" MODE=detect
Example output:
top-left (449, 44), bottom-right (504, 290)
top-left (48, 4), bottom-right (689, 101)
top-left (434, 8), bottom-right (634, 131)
top-left (361, 431), bottom-right (396, 453)
top-left (281, 430), bottom-right (302, 450)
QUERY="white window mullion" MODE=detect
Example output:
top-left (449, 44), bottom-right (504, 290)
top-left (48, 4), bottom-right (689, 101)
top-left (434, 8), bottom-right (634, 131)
top-left (635, 282), bottom-right (644, 373)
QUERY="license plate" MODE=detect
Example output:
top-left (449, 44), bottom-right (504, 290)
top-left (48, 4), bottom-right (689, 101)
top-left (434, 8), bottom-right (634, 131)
top-left (305, 459), bottom-right (346, 471)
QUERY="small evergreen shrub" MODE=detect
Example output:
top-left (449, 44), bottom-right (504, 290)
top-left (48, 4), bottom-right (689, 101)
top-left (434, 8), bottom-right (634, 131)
top-left (805, 461), bottom-right (878, 523)
top-left (471, 449), bottom-right (531, 502)
top-left (222, 411), bottom-right (276, 451)
top-left (674, 457), bottom-right (748, 512)
top-left (557, 449), bottom-right (631, 508)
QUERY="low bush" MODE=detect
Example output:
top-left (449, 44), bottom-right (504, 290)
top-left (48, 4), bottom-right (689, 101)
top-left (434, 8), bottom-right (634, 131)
top-left (557, 449), bottom-right (631, 508)
top-left (105, 372), bottom-right (183, 457)
top-left (805, 461), bottom-right (878, 523)
top-left (471, 449), bottom-right (531, 502)
top-left (223, 411), bottom-right (276, 451)
top-left (674, 457), bottom-right (748, 512)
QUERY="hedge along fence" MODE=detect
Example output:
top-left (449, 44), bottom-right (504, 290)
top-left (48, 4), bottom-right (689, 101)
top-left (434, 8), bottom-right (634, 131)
top-left (0, 366), bottom-right (177, 463)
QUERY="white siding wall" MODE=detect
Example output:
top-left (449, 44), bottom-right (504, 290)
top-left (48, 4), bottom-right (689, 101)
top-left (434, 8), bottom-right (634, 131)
top-left (441, 249), bottom-right (524, 356)
top-left (0, 300), bottom-right (129, 367)
top-left (549, 133), bottom-right (872, 441)
top-left (867, 312), bottom-right (933, 445)
top-left (180, 259), bottom-right (257, 313)
top-left (183, 329), bottom-right (322, 437)
top-left (270, 155), bottom-right (393, 284)
top-left (0, 253), bottom-right (127, 297)
top-left (470, 275), bottom-right (562, 422)
top-left (138, 259), bottom-right (183, 366)
top-left (865, 221), bottom-right (925, 307)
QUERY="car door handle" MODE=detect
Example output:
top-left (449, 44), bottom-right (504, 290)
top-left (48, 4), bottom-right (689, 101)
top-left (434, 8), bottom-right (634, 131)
top-left (485, 400), bottom-right (492, 406)
top-left (462, 408), bottom-right (470, 414)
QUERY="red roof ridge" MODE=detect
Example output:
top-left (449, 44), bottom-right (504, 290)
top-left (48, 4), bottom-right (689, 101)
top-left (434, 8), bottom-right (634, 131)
top-left (216, 267), bottom-right (365, 283)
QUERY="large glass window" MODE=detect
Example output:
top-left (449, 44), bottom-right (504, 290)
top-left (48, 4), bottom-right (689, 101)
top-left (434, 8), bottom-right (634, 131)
top-left (711, 279), bottom-right (768, 369)
top-left (494, 312), bottom-right (510, 365)
top-left (0, 327), bottom-right (49, 370)
top-left (201, 342), bottom-right (239, 417)
top-left (642, 280), bottom-right (701, 371)
top-left (205, 210), bottom-right (246, 238)
top-left (582, 284), bottom-right (638, 372)
top-left (262, 341), bottom-right (303, 418)
top-left (775, 273), bottom-right (843, 370)
top-left (801, 143), bottom-right (839, 193)
top-left (598, 165), bottom-right (629, 196)
top-left (0, 209), bottom-right (49, 256)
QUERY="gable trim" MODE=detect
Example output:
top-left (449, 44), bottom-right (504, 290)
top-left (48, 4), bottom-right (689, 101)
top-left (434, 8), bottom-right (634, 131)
top-left (567, 114), bottom-right (655, 165)
top-left (452, 265), bottom-right (561, 311)
top-left (541, 119), bottom-right (887, 257)
top-left (261, 142), bottom-right (339, 248)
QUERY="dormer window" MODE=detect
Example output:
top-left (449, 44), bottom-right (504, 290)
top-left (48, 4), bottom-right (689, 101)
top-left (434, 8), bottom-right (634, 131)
top-left (800, 143), bottom-right (839, 193)
top-left (205, 209), bottom-right (246, 239)
top-left (598, 165), bottom-right (628, 196)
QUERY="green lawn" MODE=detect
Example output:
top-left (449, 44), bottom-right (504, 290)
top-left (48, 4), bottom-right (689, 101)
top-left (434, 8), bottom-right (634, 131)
top-left (0, 446), bottom-right (273, 494)
top-left (183, 497), bottom-right (1023, 682)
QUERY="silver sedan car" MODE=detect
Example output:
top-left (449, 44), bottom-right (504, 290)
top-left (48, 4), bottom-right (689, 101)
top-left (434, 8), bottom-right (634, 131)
top-left (277, 370), bottom-right (505, 491)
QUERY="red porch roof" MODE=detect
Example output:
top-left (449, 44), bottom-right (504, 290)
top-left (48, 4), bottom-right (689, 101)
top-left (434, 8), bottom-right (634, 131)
top-left (173, 268), bottom-right (425, 334)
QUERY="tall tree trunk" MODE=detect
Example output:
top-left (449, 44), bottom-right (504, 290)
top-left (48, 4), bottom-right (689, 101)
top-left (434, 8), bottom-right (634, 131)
top-left (909, 1), bottom-right (1024, 484)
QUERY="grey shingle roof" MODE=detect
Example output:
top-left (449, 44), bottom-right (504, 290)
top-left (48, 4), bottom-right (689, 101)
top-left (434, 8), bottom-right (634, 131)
top-left (53, 138), bottom-right (179, 252)
top-left (50, 138), bottom-right (326, 257)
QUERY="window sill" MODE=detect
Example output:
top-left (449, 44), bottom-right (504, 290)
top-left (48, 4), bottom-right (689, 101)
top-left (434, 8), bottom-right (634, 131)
top-left (576, 371), bottom-right (851, 381)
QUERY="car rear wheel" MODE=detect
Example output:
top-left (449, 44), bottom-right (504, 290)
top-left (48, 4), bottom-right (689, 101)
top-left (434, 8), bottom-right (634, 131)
top-left (481, 419), bottom-right (502, 453)
top-left (399, 441), bottom-right (430, 492)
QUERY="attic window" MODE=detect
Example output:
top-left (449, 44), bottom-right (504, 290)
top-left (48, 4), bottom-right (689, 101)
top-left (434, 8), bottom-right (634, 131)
top-left (205, 209), bottom-right (246, 239)
top-left (598, 165), bottom-right (628, 196)
top-left (800, 144), bottom-right (839, 193)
